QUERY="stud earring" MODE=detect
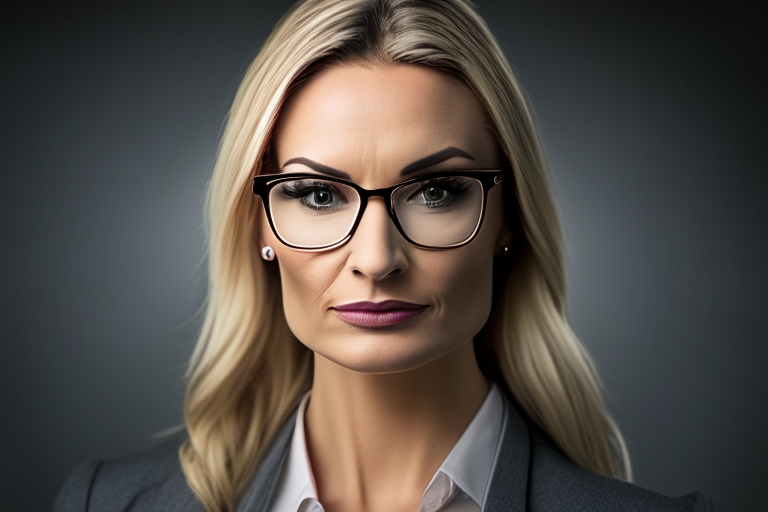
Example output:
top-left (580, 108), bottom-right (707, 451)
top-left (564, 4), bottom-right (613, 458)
top-left (261, 246), bottom-right (275, 261)
top-left (500, 245), bottom-right (510, 255)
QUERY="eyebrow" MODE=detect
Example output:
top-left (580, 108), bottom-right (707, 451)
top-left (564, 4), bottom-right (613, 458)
top-left (400, 146), bottom-right (475, 176)
top-left (281, 157), bottom-right (351, 179)
top-left (280, 146), bottom-right (475, 179)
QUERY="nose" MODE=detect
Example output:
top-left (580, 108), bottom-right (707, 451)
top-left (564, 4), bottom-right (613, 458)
top-left (346, 197), bottom-right (409, 280)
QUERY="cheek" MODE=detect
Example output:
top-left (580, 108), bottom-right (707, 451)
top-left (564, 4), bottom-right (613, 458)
top-left (423, 195), bottom-right (505, 334)
top-left (422, 244), bottom-right (495, 326)
top-left (259, 210), bottom-right (335, 332)
top-left (275, 251), bottom-right (342, 339)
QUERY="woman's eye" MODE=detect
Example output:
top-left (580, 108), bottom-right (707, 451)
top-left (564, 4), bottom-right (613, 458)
top-left (422, 186), bottom-right (447, 203)
top-left (281, 181), bottom-right (346, 211)
top-left (311, 188), bottom-right (333, 206)
top-left (407, 178), bottom-right (470, 208)
top-left (299, 185), bottom-right (340, 210)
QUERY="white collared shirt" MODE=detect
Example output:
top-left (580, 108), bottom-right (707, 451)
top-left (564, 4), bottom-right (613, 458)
top-left (268, 384), bottom-right (506, 512)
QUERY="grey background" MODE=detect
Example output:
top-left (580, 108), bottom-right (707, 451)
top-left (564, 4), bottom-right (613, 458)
top-left (2, 1), bottom-right (765, 510)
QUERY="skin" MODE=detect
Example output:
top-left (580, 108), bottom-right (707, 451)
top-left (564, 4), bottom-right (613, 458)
top-left (260, 63), bottom-right (512, 512)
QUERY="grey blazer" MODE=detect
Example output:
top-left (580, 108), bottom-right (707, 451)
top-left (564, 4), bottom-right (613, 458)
top-left (54, 399), bottom-right (713, 511)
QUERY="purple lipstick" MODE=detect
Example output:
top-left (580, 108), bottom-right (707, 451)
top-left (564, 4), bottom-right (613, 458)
top-left (331, 300), bottom-right (428, 327)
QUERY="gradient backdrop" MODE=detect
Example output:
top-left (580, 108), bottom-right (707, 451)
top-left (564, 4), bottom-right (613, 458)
top-left (2, 1), bottom-right (766, 510)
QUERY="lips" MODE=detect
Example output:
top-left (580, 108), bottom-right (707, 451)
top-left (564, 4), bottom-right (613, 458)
top-left (331, 300), bottom-right (428, 327)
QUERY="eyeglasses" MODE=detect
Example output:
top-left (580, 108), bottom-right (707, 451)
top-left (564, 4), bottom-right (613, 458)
top-left (252, 169), bottom-right (504, 251)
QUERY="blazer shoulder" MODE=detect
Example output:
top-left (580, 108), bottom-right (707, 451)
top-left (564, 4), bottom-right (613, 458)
top-left (54, 430), bottom-right (204, 512)
top-left (528, 431), bottom-right (714, 512)
top-left (53, 459), bottom-right (103, 512)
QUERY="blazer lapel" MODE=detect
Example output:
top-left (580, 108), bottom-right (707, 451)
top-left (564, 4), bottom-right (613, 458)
top-left (483, 399), bottom-right (531, 512)
top-left (236, 411), bottom-right (298, 512)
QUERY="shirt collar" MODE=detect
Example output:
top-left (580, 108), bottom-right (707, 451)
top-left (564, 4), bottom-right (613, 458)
top-left (269, 391), bottom-right (318, 512)
top-left (426, 383), bottom-right (505, 508)
top-left (269, 384), bottom-right (505, 511)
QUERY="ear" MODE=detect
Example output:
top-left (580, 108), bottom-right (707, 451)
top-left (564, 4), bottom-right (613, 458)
top-left (494, 216), bottom-right (515, 256)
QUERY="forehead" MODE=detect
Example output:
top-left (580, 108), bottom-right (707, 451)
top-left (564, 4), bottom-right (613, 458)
top-left (272, 63), bottom-right (499, 186)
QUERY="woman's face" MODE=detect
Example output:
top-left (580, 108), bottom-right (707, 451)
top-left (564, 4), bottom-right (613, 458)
top-left (261, 63), bottom-right (509, 373)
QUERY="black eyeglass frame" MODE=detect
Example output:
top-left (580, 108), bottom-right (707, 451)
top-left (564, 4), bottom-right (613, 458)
top-left (252, 169), bottom-right (505, 251)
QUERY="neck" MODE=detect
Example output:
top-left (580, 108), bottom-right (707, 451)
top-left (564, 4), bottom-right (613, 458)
top-left (304, 340), bottom-right (489, 512)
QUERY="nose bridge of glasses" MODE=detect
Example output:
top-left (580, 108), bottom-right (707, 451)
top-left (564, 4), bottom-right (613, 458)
top-left (357, 185), bottom-right (396, 212)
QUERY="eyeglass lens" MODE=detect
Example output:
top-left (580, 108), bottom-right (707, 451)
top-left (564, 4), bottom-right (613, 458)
top-left (268, 176), bottom-right (484, 248)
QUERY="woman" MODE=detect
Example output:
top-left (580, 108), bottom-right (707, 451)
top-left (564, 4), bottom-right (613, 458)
top-left (55, 0), bottom-right (712, 511)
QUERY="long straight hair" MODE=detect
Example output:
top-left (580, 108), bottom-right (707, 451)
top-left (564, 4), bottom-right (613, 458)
top-left (180, 1), bottom-right (632, 510)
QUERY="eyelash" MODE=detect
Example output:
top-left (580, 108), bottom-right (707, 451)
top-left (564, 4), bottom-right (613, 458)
top-left (407, 178), bottom-right (471, 206)
top-left (281, 182), bottom-right (346, 210)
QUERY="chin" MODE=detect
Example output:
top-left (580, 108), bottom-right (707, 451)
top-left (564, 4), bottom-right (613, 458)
top-left (309, 330), bottom-right (464, 374)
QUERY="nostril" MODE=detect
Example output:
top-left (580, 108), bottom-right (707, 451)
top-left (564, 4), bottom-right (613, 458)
top-left (351, 267), bottom-right (403, 278)
top-left (386, 268), bottom-right (402, 278)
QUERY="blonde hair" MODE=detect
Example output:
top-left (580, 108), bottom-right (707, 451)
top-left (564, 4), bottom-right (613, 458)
top-left (180, 0), bottom-right (632, 510)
